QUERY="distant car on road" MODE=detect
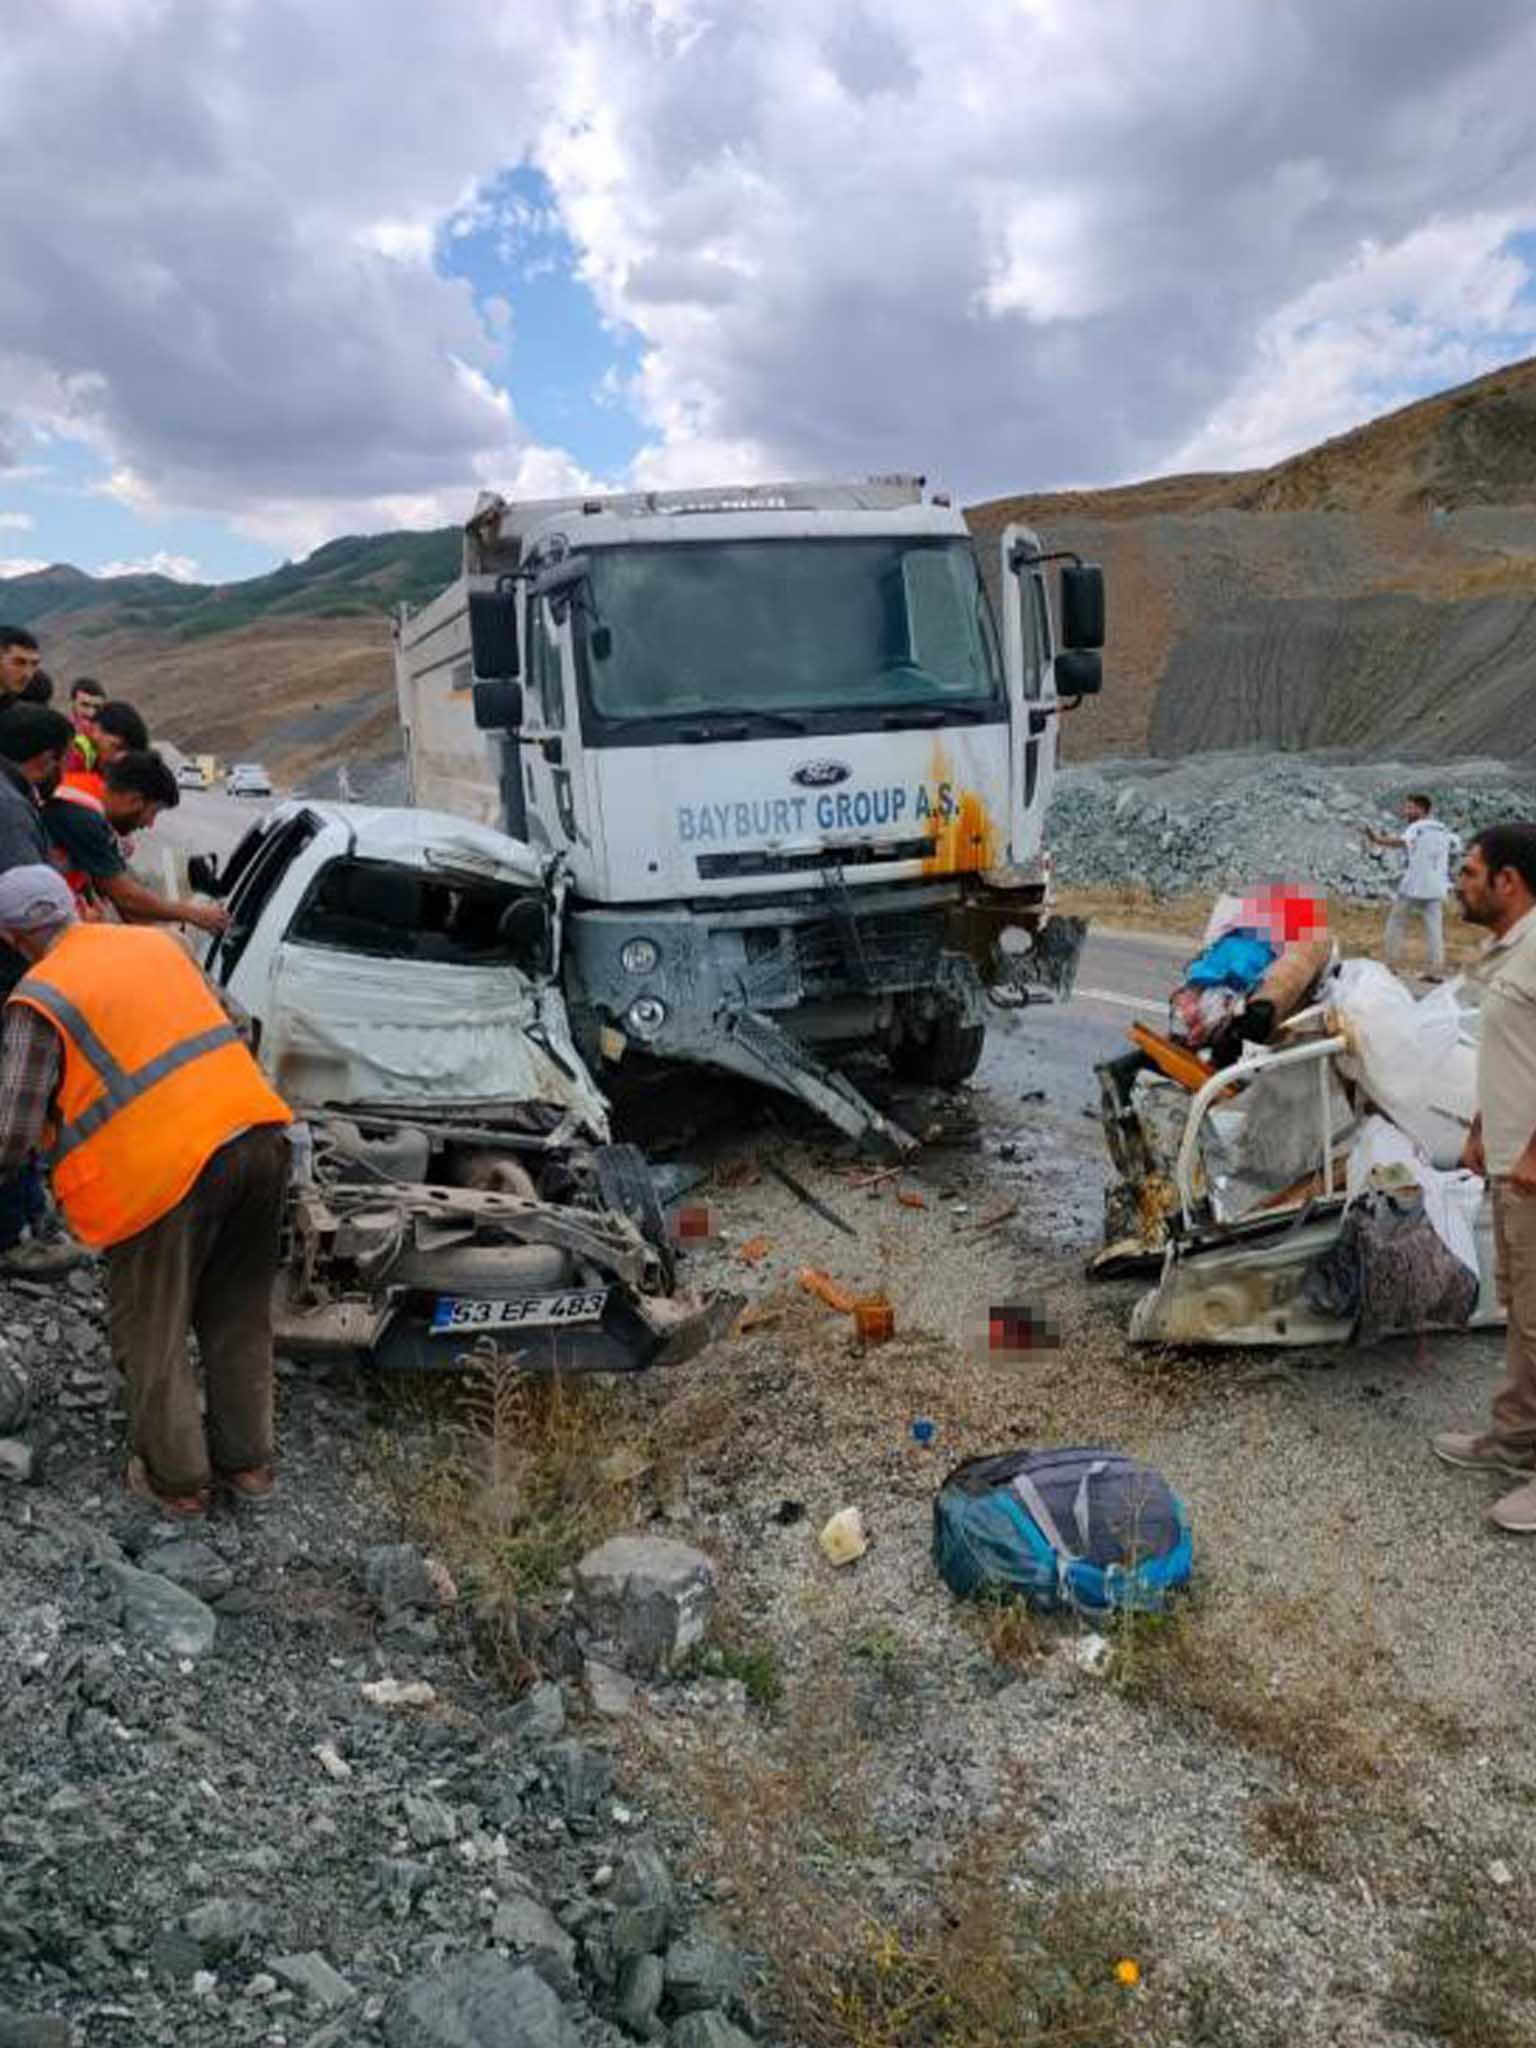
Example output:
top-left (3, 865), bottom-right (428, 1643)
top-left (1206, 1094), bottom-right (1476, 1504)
top-left (226, 762), bottom-right (273, 798)
top-left (175, 760), bottom-right (209, 790)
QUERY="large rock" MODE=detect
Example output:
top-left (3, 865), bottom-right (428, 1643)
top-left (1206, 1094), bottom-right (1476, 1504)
top-left (139, 1537), bottom-right (235, 1605)
top-left (382, 1955), bottom-right (581, 2048)
top-left (505, 1680), bottom-right (566, 1743)
top-left (182, 1897), bottom-right (268, 1959)
top-left (544, 1741), bottom-right (613, 1819)
top-left (100, 1560), bottom-right (217, 1660)
top-left (574, 1536), bottom-right (715, 1677)
top-left (269, 1951), bottom-right (356, 2010)
top-left (364, 1543), bottom-right (441, 1618)
top-left (615, 1954), bottom-right (665, 2039)
top-left (0, 1439), bottom-right (34, 1485)
top-left (609, 1842), bottom-right (676, 1962)
top-left (0, 1345), bottom-right (29, 1433)
top-left (663, 1936), bottom-right (745, 2016)
top-left (492, 1892), bottom-right (578, 1999)
top-left (668, 2015), bottom-right (756, 2048)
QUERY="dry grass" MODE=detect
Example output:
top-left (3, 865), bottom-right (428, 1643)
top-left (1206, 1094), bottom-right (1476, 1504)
top-left (666, 1688), bottom-right (1148, 2048)
top-left (1055, 882), bottom-right (1486, 970)
top-left (1387, 1861), bottom-right (1536, 2048)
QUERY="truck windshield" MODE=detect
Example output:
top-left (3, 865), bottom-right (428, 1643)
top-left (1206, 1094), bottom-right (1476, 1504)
top-left (576, 538), bottom-right (1003, 731)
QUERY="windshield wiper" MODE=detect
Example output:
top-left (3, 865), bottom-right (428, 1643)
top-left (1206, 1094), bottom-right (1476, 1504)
top-left (602, 707), bottom-right (808, 740)
top-left (881, 705), bottom-right (990, 729)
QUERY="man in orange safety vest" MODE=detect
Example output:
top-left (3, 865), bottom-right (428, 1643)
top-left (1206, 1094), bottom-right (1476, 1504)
top-left (0, 865), bottom-right (292, 1518)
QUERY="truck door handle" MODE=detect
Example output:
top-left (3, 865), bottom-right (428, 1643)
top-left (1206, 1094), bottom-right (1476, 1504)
top-left (1028, 710), bottom-right (1051, 737)
top-left (541, 736), bottom-right (564, 766)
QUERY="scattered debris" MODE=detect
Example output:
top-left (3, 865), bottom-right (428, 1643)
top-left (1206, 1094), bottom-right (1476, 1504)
top-left (1072, 1632), bottom-right (1113, 1674)
top-left (798, 1268), bottom-right (859, 1315)
top-left (765, 1160), bottom-right (857, 1237)
top-left (896, 1187), bottom-right (928, 1209)
top-left (853, 1297), bottom-right (895, 1345)
top-left (313, 1742), bottom-right (353, 1782)
top-left (359, 1677), bottom-right (438, 1709)
top-left (734, 1302), bottom-right (784, 1335)
top-left (818, 1506), bottom-right (869, 1567)
top-left (737, 1234), bottom-right (772, 1265)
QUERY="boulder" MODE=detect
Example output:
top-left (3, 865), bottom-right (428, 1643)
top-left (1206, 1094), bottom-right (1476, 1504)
top-left (183, 1896), bottom-right (268, 1959)
top-left (492, 1891), bottom-right (578, 1998)
top-left (668, 2014), bottom-right (756, 2048)
top-left (574, 1536), bottom-right (715, 1677)
top-left (100, 1559), bottom-right (217, 1660)
top-left (382, 1955), bottom-right (581, 2048)
top-left (609, 1842), bottom-right (676, 1961)
top-left (269, 1951), bottom-right (356, 2010)
top-left (616, 1954), bottom-right (665, 2039)
top-left (0, 1439), bottom-right (34, 1485)
top-left (663, 1936), bottom-right (745, 2015)
top-left (364, 1543), bottom-right (441, 1618)
top-left (505, 1680), bottom-right (566, 1743)
top-left (544, 1740), bottom-right (613, 1819)
top-left (139, 1536), bottom-right (235, 1605)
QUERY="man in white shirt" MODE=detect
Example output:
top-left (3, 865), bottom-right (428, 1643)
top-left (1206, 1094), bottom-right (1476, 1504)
top-left (1432, 822), bottom-right (1536, 1531)
top-left (1365, 793), bottom-right (1459, 977)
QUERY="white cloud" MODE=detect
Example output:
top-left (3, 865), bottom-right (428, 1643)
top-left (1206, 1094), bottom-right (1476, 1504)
top-left (0, 0), bottom-right (1535, 553)
top-left (97, 550), bottom-right (202, 582)
top-left (0, 558), bottom-right (48, 579)
top-left (0, 512), bottom-right (33, 530)
top-left (1168, 214), bottom-right (1536, 473)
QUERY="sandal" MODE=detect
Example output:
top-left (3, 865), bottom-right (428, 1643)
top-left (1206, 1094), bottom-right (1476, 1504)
top-left (126, 1456), bottom-right (209, 1520)
top-left (218, 1465), bottom-right (278, 1508)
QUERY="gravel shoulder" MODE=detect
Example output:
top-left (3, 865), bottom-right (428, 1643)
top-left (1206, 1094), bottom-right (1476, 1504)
top-left (4, 1007), bottom-right (1535, 2047)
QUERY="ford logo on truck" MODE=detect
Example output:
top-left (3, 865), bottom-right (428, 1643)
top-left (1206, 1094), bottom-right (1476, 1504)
top-left (791, 759), bottom-right (851, 788)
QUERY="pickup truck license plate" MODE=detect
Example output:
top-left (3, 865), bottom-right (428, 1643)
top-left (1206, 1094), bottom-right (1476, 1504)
top-left (430, 1289), bottom-right (609, 1334)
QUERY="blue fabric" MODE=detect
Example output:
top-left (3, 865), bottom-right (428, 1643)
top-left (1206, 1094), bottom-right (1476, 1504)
top-left (1184, 931), bottom-right (1277, 992)
top-left (933, 1448), bottom-right (1193, 1615)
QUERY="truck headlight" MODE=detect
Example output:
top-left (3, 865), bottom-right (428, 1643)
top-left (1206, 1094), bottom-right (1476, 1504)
top-left (620, 937), bottom-right (660, 975)
top-left (625, 996), bottom-right (667, 1040)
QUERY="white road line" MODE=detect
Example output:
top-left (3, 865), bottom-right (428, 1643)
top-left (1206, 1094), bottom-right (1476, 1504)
top-left (1073, 985), bottom-right (1165, 1014)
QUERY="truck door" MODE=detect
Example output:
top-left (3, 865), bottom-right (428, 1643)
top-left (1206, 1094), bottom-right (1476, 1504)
top-left (999, 523), bottom-right (1057, 865)
top-left (516, 595), bottom-right (582, 858)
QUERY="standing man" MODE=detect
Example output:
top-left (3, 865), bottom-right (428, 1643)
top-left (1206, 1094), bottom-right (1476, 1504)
top-left (63, 699), bottom-right (148, 799)
top-left (63, 678), bottom-right (107, 779)
top-left (46, 749), bottom-right (230, 934)
top-left (0, 708), bottom-right (77, 1274)
top-left (1365, 792), bottom-right (1459, 978)
top-left (0, 866), bottom-right (292, 1517)
top-left (1433, 823), bottom-right (1536, 1532)
top-left (0, 627), bottom-right (50, 706)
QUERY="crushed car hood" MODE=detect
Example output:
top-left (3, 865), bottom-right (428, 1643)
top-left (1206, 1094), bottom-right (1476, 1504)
top-left (264, 946), bottom-right (610, 1138)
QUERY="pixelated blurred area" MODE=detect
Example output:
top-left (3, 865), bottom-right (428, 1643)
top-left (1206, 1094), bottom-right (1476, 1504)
top-left (972, 1302), bottom-right (1061, 1363)
top-left (1240, 882), bottom-right (1328, 943)
top-left (670, 1202), bottom-right (716, 1244)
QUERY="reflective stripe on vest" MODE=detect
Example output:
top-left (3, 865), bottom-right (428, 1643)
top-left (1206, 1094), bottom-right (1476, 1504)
top-left (17, 978), bottom-right (240, 1163)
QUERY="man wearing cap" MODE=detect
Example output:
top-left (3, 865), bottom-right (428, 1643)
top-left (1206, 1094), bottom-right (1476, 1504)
top-left (0, 866), bottom-right (292, 1517)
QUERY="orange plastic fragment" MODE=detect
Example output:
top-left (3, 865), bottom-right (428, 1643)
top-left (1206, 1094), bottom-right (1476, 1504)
top-left (738, 1234), bottom-right (772, 1265)
top-left (1129, 1022), bottom-right (1213, 1094)
top-left (797, 1267), bottom-right (859, 1315)
top-left (896, 1189), bottom-right (927, 1210)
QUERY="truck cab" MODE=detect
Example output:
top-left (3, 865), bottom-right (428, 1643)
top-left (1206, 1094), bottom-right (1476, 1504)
top-left (396, 477), bottom-right (1102, 1147)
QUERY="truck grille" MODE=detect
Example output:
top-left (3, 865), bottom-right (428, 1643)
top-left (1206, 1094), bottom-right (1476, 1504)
top-left (791, 909), bottom-right (946, 995)
top-left (696, 838), bottom-right (935, 881)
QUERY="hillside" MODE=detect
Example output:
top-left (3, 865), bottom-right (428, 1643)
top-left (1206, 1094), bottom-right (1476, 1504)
top-left (971, 353), bottom-right (1536, 764)
top-left (9, 353), bottom-right (1536, 779)
top-left (0, 529), bottom-right (460, 781)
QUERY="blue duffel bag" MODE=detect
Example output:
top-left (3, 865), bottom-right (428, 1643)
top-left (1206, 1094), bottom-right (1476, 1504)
top-left (933, 1446), bottom-right (1192, 1614)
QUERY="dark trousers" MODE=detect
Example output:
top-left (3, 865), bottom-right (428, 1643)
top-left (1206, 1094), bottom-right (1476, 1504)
top-left (107, 1126), bottom-right (289, 1495)
top-left (0, 1155), bottom-right (46, 1251)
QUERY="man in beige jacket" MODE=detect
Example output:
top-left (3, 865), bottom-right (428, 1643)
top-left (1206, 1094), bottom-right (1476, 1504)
top-left (1433, 822), bottom-right (1536, 1531)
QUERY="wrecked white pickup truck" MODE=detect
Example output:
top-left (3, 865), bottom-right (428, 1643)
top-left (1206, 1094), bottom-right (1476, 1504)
top-left (1095, 958), bottom-right (1505, 1350)
top-left (191, 802), bottom-right (738, 1374)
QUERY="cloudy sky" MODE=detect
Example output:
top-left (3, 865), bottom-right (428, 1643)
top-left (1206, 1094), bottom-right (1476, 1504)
top-left (3, 0), bottom-right (1536, 583)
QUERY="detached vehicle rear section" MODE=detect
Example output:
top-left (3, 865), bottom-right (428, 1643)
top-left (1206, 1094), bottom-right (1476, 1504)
top-left (395, 477), bottom-right (1103, 1149)
top-left (194, 801), bottom-right (737, 1373)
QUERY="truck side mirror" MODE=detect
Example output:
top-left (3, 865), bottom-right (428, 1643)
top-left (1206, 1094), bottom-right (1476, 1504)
top-left (473, 680), bottom-right (524, 731)
top-left (1060, 563), bottom-right (1105, 650)
top-left (1054, 650), bottom-right (1103, 698)
top-left (469, 587), bottom-right (520, 679)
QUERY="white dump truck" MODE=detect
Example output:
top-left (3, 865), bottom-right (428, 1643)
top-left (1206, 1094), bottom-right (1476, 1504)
top-left (395, 476), bottom-right (1102, 1148)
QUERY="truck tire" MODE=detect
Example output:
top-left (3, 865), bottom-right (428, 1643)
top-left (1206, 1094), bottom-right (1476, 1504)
top-left (891, 1013), bottom-right (986, 1087)
top-left (592, 1143), bottom-right (671, 1256)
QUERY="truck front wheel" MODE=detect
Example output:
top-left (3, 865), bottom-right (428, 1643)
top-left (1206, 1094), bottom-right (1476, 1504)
top-left (890, 1011), bottom-right (986, 1087)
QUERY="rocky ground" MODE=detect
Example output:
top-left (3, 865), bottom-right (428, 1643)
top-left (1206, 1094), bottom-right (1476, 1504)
top-left (4, 1023), bottom-right (1536, 2047)
top-left (1047, 749), bottom-right (1536, 901)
